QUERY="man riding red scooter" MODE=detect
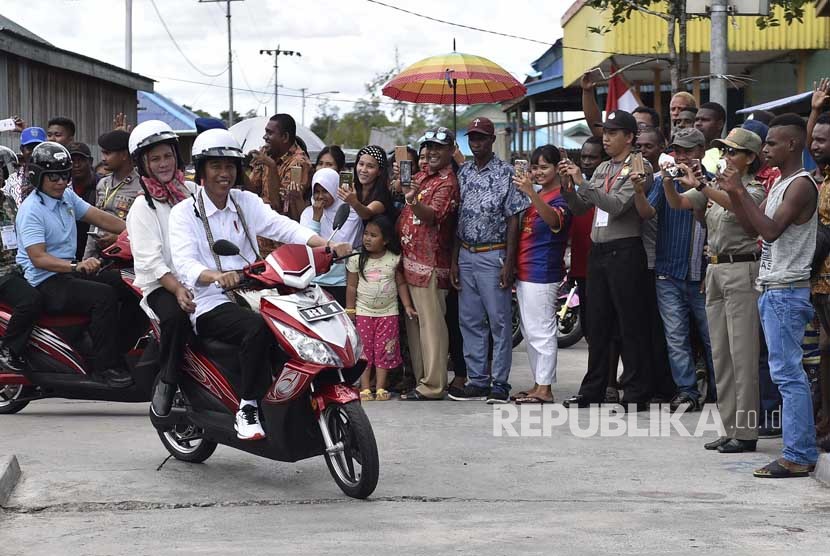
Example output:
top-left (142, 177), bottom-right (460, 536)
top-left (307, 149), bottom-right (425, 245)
top-left (167, 129), bottom-right (351, 440)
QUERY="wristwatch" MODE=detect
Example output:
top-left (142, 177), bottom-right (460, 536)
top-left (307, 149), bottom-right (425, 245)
top-left (70, 262), bottom-right (78, 273)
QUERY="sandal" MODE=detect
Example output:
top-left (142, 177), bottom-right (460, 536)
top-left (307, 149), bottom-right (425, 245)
top-left (515, 395), bottom-right (554, 405)
top-left (374, 388), bottom-right (391, 401)
top-left (360, 389), bottom-right (374, 402)
top-left (509, 390), bottom-right (531, 401)
top-left (753, 458), bottom-right (813, 478)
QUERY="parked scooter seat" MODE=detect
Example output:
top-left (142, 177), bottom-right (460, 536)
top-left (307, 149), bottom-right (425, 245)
top-left (191, 336), bottom-right (240, 360)
top-left (0, 303), bottom-right (90, 327)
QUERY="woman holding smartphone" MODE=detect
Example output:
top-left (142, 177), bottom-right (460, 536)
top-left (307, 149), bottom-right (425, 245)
top-left (637, 128), bottom-right (766, 453)
top-left (338, 145), bottom-right (393, 223)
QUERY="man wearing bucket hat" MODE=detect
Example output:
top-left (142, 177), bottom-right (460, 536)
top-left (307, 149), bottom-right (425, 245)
top-left (652, 127), bottom-right (767, 451)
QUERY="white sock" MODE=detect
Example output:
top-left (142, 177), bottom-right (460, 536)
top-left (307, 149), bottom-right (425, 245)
top-left (240, 399), bottom-right (258, 410)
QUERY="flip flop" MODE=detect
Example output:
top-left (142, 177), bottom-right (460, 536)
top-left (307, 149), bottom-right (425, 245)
top-left (509, 391), bottom-right (531, 401)
top-left (400, 390), bottom-right (443, 401)
top-left (753, 458), bottom-right (812, 478)
top-left (514, 395), bottom-right (554, 405)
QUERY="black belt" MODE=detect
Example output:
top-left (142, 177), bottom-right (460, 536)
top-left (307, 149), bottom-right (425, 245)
top-left (590, 237), bottom-right (641, 254)
top-left (708, 252), bottom-right (760, 265)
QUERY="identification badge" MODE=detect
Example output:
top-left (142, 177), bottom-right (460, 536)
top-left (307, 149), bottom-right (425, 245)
top-left (595, 209), bottom-right (609, 228)
top-left (1, 224), bottom-right (17, 250)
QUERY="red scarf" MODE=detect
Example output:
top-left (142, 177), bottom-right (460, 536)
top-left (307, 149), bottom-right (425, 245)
top-left (140, 170), bottom-right (188, 205)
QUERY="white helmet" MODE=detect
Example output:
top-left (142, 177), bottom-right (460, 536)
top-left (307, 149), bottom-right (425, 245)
top-left (129, 120), bottom-right (178, 157)
top-left (191, 128), bottom-right (243, 162)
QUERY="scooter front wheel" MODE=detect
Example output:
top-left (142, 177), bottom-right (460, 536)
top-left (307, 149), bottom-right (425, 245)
top-left (0, 384), bottom-right (31, 415)
top-left (320, 401), bottom-right (379, 499)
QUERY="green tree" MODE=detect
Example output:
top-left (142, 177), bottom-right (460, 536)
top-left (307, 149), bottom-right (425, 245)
top-left (219, 110), bottom-right (242, 127)
top-left (182, 104), bottom-right (215, 119)
top-left (310, 102), bottom-right (341, 143)
top-left (586, 0), bottom-right (813, 93)
top-left (328, 100), bottom-right (393, 148)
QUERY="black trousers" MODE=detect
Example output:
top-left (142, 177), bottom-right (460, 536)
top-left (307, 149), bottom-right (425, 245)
top-left (445, 288), bottom-right (467, 378)
top-left (37, 270), bottom-right (140, 373)
top-left (575, 277), bottom-right (588, 344)
top-left (578, 238), bottom-right (653, 403)
top-left (0, 273), bottom-right (43, 356)
top-left (147, 288), bottom-right (192, 385)
top-left (196, 302), bottom-right (275, 401)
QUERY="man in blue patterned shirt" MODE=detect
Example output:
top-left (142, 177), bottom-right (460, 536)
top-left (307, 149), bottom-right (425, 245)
top-left (449, 118), bottom-right (530, 403)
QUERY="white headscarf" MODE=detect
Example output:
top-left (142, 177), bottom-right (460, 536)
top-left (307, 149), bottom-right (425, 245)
top-left (300, 168), bottom-right (362, 247)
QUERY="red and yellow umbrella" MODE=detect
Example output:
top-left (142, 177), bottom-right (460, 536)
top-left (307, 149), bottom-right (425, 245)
top-left (382, 51), bottom-right (526, 131)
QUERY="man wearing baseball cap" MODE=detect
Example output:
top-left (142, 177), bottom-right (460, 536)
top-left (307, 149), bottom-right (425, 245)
top-left (68, 142), bottom-right (99, 260)
top-left (83, 130), bottom-right (140, 258)
top-left (634, 126), bottom-right (715, 414)
top-left (559, 109), bottom-right (654, 410)
top-left (2, 127), bottom-right (46, 206)
top-left (449, 117), bottom-right (530, 403)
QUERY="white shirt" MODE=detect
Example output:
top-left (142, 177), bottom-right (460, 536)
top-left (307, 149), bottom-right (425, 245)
top-left (126, 181), bottom-right (196, 298)
top-left (168, 186), bottom-right (316, 326)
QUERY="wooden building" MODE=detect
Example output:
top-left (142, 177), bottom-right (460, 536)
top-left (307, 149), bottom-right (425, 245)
top-left (0, 15), bottom-right (153, 158)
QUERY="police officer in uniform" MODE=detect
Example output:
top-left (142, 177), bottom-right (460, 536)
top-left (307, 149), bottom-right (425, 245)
top-left (84, 130), bottom-right (142, 258)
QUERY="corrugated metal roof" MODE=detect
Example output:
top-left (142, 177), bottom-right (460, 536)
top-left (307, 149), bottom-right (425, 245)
top-left (137, 91), bottom-right (199, 131)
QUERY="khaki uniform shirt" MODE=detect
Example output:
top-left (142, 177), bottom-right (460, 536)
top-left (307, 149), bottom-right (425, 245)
top-left (683, 175), bottom-right (766, 256)
top-left (83, 168), bottom-right (141, 258)
top-left (562, 156), bottom-right (652, 244)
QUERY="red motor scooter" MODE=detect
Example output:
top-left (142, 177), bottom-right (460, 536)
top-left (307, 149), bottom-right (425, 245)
top-left (149, 206), bottom-right (378, 499)
top-left (0, 234), bottom-right (155, 414)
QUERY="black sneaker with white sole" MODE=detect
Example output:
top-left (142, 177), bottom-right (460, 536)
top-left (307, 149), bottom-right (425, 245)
top-left (486, 389), bottom-right (510, 404)
top-left (448, 385), bottom-right (490, 401)
top-left (235, 404), bottom-right (266, 440)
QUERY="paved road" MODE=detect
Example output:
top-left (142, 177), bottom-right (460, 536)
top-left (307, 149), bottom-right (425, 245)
top-left (2, 342), bottom-right (829, 555)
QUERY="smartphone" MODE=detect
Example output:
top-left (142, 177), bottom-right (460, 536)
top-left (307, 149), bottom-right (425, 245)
top-left (87, 225), bottom-right (99, 236)
top-left (395, 146), bottom-right (408, 163)
top-left (289, 165), bottom-right (302, 185)
top-left (514, 159), bottom-right (529, 179)
top-left (339, 171), bottom-right (354, 190)
top-left (630, 152), bottom-right (645, 175)
top-left (399, 160), bottom-right (412, 186)
top-left (0, 118), bottom-right (16, 132)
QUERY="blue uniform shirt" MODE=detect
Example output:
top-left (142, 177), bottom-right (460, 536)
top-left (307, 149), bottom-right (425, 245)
top-left (457, 156), bottom-right (530, 245)
top-left (15, 188), bottom-right (91, 286)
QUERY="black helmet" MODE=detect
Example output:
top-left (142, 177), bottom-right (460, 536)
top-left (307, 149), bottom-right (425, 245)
top-left (27, 142), bottom-right (72, 189)
top-left (0, 145), bottom-right (17, 181)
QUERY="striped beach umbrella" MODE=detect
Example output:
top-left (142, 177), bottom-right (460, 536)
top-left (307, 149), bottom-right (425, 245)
top-left (382, 50), bottom-right (526, 132)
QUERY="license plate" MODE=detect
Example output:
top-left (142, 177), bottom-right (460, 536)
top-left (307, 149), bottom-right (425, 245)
top-left (298, 301), bottom-right (344, 322)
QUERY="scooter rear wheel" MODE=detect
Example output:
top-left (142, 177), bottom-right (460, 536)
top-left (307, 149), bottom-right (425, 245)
top-left (0, 384), bottom-right (31, 415)
top-left (322, 401), bottom-right (379, 499)
top-left (154, 388), bottom-right (217, 463)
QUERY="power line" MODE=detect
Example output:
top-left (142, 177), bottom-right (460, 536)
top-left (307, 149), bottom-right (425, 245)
top-left (365, 0), bottom-right (660, 59)
top-left (233, 50), bottom-right (271, 106)
top-left (148, 0), bottom-right (228, 78)
top-left (155, 75), bottom-right (400, 106)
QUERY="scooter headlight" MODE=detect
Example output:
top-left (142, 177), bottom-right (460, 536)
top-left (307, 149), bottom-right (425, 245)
top-left (272, 320), bottom-right (342, 367)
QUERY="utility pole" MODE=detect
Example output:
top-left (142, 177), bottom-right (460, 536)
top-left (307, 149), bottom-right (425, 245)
top-left (259, 45), bottom-right (301, 115)
top-left (300, 90), bottom-right (340, 127)
top-left (709, 0), bottom-right (728, 113)
top-left (199, 0), bottom-right (243, 126)
top-left (125, 0), bottom-right (132, 71)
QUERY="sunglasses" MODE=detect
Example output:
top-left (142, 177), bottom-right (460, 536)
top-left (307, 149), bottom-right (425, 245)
top-left (44, 171), bottom-right (71, 182)
top-left (423, 129), bottom-right (450, 141)
top-left (721, 147), bottom-right (749, 156)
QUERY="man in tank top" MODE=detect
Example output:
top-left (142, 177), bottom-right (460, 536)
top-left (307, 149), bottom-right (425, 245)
top-left (723, 113), bottom-right (819, 478)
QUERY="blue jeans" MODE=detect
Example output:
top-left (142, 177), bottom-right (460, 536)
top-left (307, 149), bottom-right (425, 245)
top-left (458, 248), bottom-right (512, 392)
top-left (757, 328), bottom-right (782, 428)
top-left (758, 287), bottom-right (818, 465)
top-left (655, 276), bottom-right (714, 400)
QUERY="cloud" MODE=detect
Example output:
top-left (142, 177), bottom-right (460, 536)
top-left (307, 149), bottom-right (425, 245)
top-left (3, 0), bottom-right (567, 128)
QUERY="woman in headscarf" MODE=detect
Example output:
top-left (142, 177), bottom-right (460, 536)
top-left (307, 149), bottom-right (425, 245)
top-left (125, 120), bottom-right (196, 418)
top-left (338, 145), bottom-right (394, 223)
top-left (301, 168), bottom-right (362, 306)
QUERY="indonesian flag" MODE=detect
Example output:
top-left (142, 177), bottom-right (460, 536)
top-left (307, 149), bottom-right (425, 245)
top-left (605, 68), bottom-right (640, 113)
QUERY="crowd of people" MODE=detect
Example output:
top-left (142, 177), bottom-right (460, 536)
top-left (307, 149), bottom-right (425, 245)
top-left (1, 73), bottom-right (830, 477)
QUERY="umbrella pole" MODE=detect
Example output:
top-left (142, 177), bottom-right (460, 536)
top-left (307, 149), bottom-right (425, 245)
top-left (452, 78), bottom-right (457, 135)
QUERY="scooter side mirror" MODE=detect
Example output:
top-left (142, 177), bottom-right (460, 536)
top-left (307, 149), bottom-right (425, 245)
top-left (332, 204), bottom-right (351, 231)
top-left (212, 239), bottom-right (240, 257)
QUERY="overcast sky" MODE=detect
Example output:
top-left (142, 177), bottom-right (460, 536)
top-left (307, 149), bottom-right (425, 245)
top-left (3, 0), bottom-right (568, 125)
